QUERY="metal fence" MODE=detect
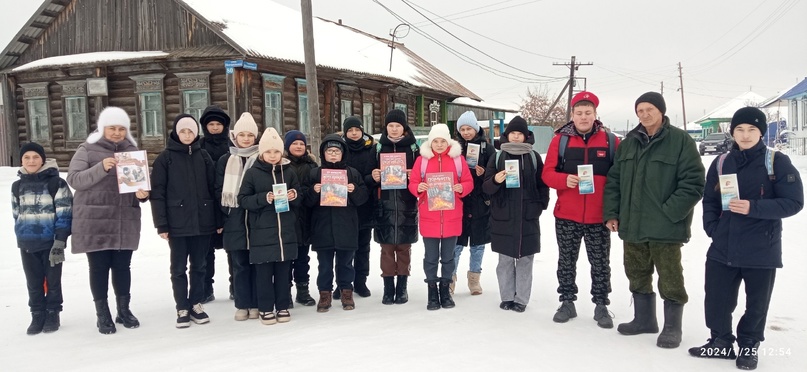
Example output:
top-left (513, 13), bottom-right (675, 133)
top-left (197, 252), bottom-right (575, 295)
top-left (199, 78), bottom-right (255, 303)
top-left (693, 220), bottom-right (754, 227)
top-left (778, 137), bottom-right (806, 156)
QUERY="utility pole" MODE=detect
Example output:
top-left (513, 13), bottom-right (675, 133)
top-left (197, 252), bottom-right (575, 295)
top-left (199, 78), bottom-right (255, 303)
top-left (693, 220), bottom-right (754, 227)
top-left (660, 81), bottom-right (664, 95)
top-left (554, 56), bottom-right (593, 121)
top-left (678, 62), bottom-right (687, 131)
top-left (301, 0), bottom-right (322, 158)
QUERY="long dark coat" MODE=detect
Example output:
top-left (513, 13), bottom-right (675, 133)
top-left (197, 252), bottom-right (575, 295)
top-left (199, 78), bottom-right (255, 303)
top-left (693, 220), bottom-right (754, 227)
top-left (370, 130), bottom-right (420, 245)
top-left (457, 127), bottom-right (493, 246)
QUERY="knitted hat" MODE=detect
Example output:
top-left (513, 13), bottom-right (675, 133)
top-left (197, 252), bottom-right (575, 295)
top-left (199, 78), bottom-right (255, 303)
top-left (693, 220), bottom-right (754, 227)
top-left (199, 106), bottom-right (231, 128)
top-left (427, 123), bottom-right (452, 143)
top-left (456, 111), bottom-right (479, 132)
top-left (174, 115), bottom-right (199, 137)
top-left (635, 92), bottom-right (666, 115)
top-left (504, 116), bottom-right (530, 137)
top-left (87, 106), bottom-right (137, 146)
top-left (342, 116), bottom-right (364, 133)
top-left (20, 142), bottom-right (46, 161)
top-left (571, 91), bottom-right (599, 108)
top-left (730, 107), bottom-right (767, 135)
top-left (385, 109), bottom-right (407, 125)
top-left (284, 130), bottom-right (307, 153)
top-left (232, 112), bottom-right (259, 137)
top-left (319, 134), bottom-right (348, 163)
top-left (259, 127), bottom-right (284, 155)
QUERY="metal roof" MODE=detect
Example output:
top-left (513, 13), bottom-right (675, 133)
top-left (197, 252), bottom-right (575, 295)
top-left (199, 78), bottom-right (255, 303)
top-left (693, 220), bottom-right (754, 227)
top-left (0, 0), bottom-right (69, 70)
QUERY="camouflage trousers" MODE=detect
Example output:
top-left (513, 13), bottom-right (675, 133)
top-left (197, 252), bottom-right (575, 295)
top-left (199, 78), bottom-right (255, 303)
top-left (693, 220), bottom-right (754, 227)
top-left (555, 219), bottom-right (612, 305)
top-left (623, 241), bottom-right (688, 304)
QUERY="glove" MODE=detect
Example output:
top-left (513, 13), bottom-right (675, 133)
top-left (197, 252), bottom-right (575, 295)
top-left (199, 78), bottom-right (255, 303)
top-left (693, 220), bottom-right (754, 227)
top-left (49, 240), bottom-right (66, 267)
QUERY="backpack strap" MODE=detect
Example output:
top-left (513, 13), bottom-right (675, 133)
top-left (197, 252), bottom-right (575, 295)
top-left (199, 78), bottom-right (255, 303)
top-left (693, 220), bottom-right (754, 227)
top-left (557, 135), bottom-right (569, 171)
top-left (420, 156), bottom-right (463, 178)
top-left (607, 131), bottom-right (616, 164)
top-left (12, 177), bottom-right (60, 203)
top-left (765, 147), bottom-right (775, 181)
top-left (717, 153), bottom-right (728, 176)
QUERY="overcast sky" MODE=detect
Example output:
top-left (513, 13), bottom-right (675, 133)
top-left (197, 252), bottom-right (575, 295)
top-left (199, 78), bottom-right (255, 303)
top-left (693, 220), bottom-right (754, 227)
top-left (2, 0), bottom-right (805, 129)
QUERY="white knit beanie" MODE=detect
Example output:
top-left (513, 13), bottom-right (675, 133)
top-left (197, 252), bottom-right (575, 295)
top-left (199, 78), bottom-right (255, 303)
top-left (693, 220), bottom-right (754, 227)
top-left (87, 107), bottom-right (137, 146)
top-left (427, 123), bottom-right (452, 143)
top-left (258, 127), bottom-right (284, 155)
top-left (232, 112), bottom-right (260, 138)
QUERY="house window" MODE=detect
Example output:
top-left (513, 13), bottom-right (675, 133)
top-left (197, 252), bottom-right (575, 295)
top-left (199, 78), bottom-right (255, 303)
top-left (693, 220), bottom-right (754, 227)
top-left (298, 94), bottom-right (310, 135)
top-left (363, 102), bottom-right (373, 134)
top-left (28, 99), bottom-right (50, 142)
top-left (265, 91), bottom-right (282, 131)
top-left (341, 99), bottom-right (352, 128)
top-left (394, 102), bottom-right (407, 116)
top-left (801, 100), bottom-right (807, 131)
top-left (182, 90), bottom-right (208, 121)
top-left (65, 97), bottom-right (88, 140)
top-left (140, 93), bottom-right (164, 137)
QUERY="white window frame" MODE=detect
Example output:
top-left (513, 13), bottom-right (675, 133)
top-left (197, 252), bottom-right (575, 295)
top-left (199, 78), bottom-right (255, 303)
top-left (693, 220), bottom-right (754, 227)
top-left (341, 99), bottom-right (352, 128)
top-left (362, 102), bottom-right (373, 134)
top-left (27, 99), bottom-right (50, 143)
top-left (182, 90), bottom-right (209, 121)
top-left (65, 96), bottom-right (88, 141)
top-left (139, 92), bottom-right (164, 137)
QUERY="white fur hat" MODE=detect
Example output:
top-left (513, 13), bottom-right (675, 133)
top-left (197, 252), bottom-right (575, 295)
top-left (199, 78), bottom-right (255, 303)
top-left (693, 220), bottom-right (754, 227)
top-left (87, 107), bottom-right (137, 146)
top-left (427, 123), bottom-right (452, 143)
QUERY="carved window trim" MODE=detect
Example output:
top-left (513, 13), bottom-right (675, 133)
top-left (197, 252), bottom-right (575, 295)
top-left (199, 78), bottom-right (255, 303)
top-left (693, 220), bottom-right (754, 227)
top-left (130, 73), bottom-right (166, 93)
top-left (20, 83), bottom-right (51, 145)
top-left (263, 73), bottom-right (285, 131)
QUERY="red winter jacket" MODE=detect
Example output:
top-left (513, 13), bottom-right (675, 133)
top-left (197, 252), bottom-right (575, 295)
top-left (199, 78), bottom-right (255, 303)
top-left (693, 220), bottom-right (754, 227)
top-left (542, 122), bottom-right (619, 224)
top-left (409, 140), bottom-right (474, 238)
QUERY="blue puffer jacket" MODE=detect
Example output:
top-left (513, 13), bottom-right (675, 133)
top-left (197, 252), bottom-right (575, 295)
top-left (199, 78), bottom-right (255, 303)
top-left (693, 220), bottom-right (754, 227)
top-left (12, 159), bottom-right (73, 253)
top-left (702, 141), bottom-right (804, 268)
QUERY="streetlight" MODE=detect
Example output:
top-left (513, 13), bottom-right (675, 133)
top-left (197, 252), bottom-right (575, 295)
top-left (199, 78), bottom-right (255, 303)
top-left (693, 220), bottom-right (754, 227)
top-left (389, 23), bottom-right (410, 71)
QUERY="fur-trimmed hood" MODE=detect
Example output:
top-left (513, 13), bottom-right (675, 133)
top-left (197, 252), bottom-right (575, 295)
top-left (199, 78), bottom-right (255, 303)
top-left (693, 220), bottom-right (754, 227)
top-left (419, 137), bottom-right (463, 159)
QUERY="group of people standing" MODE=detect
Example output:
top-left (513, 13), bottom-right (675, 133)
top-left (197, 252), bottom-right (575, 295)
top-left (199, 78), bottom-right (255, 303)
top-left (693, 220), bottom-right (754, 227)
top-left (12, 90), bottom-right (802, 370)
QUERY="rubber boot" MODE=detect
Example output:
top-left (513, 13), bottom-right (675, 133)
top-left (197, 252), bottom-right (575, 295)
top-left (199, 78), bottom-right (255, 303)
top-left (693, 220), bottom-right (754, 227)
top-left (617, 292), bottom-right (659, 335)
top-left (657, 301), bottom-right (684, 348)
top-left (394, 275), bottom-right (408, 304)
top-left (94, 299), bottom-right (116, 335)
top-left (382, 277), bottom-right (395, 305)
top-left (115, 295), bottom-right (140, 329)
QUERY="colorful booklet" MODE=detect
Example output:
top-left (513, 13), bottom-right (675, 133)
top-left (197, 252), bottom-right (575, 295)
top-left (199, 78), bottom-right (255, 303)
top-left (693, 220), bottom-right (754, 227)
top-left (273, 183), bottom-right (289, 213)
top-left (320, 169), bottom-right (348, 207)
top-left (504, 159), bottom-right (520, 188)
top-left (114, 150), bottom-right (150, 194)
top-left (425, 172), bottom-right (455, 211)
top-left (577, 164), bottom-right (594, 195)
top-left (380, 153), bottom-right (408, 190)
top-left (465, 143), bottom-right (480, 168)
top-left (719, 174), bottom-right (739, 211)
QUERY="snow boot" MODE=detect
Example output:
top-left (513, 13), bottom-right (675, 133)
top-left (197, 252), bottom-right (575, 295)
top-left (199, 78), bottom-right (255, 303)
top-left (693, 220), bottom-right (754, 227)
top-left (736, 339), bottom-right (760, 370)
top-left (94, 299), bottom-right (116, 335)
top-left (688, 337), bottom-right (736, 359)
top-left (617, 292), bottom-right (659, 335)
top-left (426, 282), bottom-right (440, 311)
top-left (42, 310), bottom-right (61, 333)
top-left (449, 273), bottom-right (457, 294)
top-left (340, 289), bottom-right (355, 310)
top-left (354, 276), bottom-right (371, 298)
top-left (467, 271), bottom-right (483, 295)
top-left (317, 290), bottom-right (332, 313)
top-left (295, 282), bottom-right (316, 306)
top-left (657, 301), bottom-right (684, 348)
top-left (26, 311), bottom-right (46, 335)
top-left (439, 279), bottom-right (455, 309)
top-left (382, 277), bottom-right (395, 305)
top-left (553, 300), bottom-right (577, 323)
top-left (395, 275), bottom-right (409, 304)
top-left (115, 295), bottom-right (140, 329)
top-left (594, 304), bottom-right (614, 329)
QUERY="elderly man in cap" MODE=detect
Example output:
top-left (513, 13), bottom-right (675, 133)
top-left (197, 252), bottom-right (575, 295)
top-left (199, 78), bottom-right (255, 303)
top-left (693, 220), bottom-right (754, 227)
top-left (603, 92), bottom-right (705, 348)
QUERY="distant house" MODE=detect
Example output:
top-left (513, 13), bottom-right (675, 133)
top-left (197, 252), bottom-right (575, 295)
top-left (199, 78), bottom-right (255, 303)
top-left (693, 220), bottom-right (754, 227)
top-left (694, 92), bottom-right (766, 137)
top-left (0, 0), bottom-right (480, 167)
top-left (779, 77), bottom-right (807, 137)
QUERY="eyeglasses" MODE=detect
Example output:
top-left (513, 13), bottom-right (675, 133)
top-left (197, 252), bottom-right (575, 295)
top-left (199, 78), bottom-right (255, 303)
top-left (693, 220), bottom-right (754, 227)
top-left (324, 148), bottom-right (342, 155)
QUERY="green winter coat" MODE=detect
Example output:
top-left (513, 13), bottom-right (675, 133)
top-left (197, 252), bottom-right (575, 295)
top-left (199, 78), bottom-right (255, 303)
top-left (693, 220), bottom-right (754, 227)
top-left (603, 117), bottom-right (705, 244)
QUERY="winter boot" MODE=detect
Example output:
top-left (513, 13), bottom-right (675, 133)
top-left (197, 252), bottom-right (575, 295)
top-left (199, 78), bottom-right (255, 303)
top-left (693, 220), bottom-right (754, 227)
top-left (333, 286), bottom-right (341, 300)
top-left (736, 339), bottom-right (760, 370)
top-left (42, 310), bottom-right (61, 333)
top-left (617, 292), bottom-right (659, 335)
top-left (317, 290), bottom-right (332, 313)
top-left (341, 289), bottom-right (355, 310)
top-left (553, 301), bottom-right (577, 323)
top-left (354, 276), bottom-right (371, 298)
top-left (115, 295), bottom-right (140, 329)
top-left (449, 273), bottom-right (457, 294)
top-left (439, 279), bottom-right (455, 309)
top-left (426, 282), bottom-right (440, 311)
top-left (395, 275), bottom-right (409, 304)
top-left (26, 311), bottom-right (46, 335)
top-left (688, 337), bottom-right (737, 359)
top-left (467, 271), bottom-right (483, 295)
top-left (593, 304), bottom-right (614, 329)
top-left (657, 301), bottom-right (684, 348)
top-left (94, 299), bottom-right (117, 335)
top-left (295, 282), bottom-right (316, 306)
top-left (382, 277), bottom-right (395, 305)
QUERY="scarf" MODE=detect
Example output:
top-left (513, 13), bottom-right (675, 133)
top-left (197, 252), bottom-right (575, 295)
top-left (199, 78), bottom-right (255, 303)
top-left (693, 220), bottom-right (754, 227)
top-left (221, 145), bottom-right (259, 208)
top-left (500, 142), bottom-right (533, 155)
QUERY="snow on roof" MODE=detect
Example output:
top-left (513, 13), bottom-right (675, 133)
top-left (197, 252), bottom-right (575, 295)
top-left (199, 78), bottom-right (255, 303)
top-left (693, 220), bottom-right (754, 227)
top-left (180, 0), bottom-right (478, 99)
top-left (12, 51), bottom-right (169, 72)
top-left (450, 97), bottom-right (519, 112)
top-left (694, 91), bottom-right (766, 123)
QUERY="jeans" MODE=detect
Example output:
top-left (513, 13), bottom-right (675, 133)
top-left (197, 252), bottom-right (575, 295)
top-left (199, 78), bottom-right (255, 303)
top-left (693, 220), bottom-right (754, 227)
top-left (423, 237), bottom-right (457, 282)
top-left (316, 249), bottom-right (355, 292)
top-left (453, 244), bottom-right (485, 275)
top-left (169, 235), bottom-right (210, 310)
top-left (20, 249), bottom-right (63, 312)
top-left (86, 250), bottom-right (133, 301)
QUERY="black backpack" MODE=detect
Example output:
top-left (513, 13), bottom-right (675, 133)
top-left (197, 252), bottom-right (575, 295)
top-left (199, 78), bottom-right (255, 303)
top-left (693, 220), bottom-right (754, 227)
top-left (557, 131), bottom-right (617, 171)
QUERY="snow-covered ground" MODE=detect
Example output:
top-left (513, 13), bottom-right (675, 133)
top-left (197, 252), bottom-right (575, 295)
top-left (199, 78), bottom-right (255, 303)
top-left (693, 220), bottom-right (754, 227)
top-left (1, 155), bottom-right (805, 371)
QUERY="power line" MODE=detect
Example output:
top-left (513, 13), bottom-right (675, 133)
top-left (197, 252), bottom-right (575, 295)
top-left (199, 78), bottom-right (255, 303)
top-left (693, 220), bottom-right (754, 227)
top-left (411, 0), bottom-right (543, 28)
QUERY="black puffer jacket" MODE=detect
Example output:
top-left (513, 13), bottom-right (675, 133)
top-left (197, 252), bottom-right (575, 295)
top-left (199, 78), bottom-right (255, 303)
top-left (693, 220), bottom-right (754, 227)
top-left (344, 132), bottom-right (377, 230)
top-left (286, 152), bottom-right (318, 246)
top-left (214, 153), bottom-right (254, 251)
top-left (482, 133), bottom-right (550, 258)
top-left (370, 129), bottom-right (420, 245)
top-left (151, 126), bottom-right (219, 238)
top-left (238, 158), bottom-right (300, 264)
top-left (305, 134), bottom-right (369, 251)
top-left (457, 128), bottom-right (493, 246)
